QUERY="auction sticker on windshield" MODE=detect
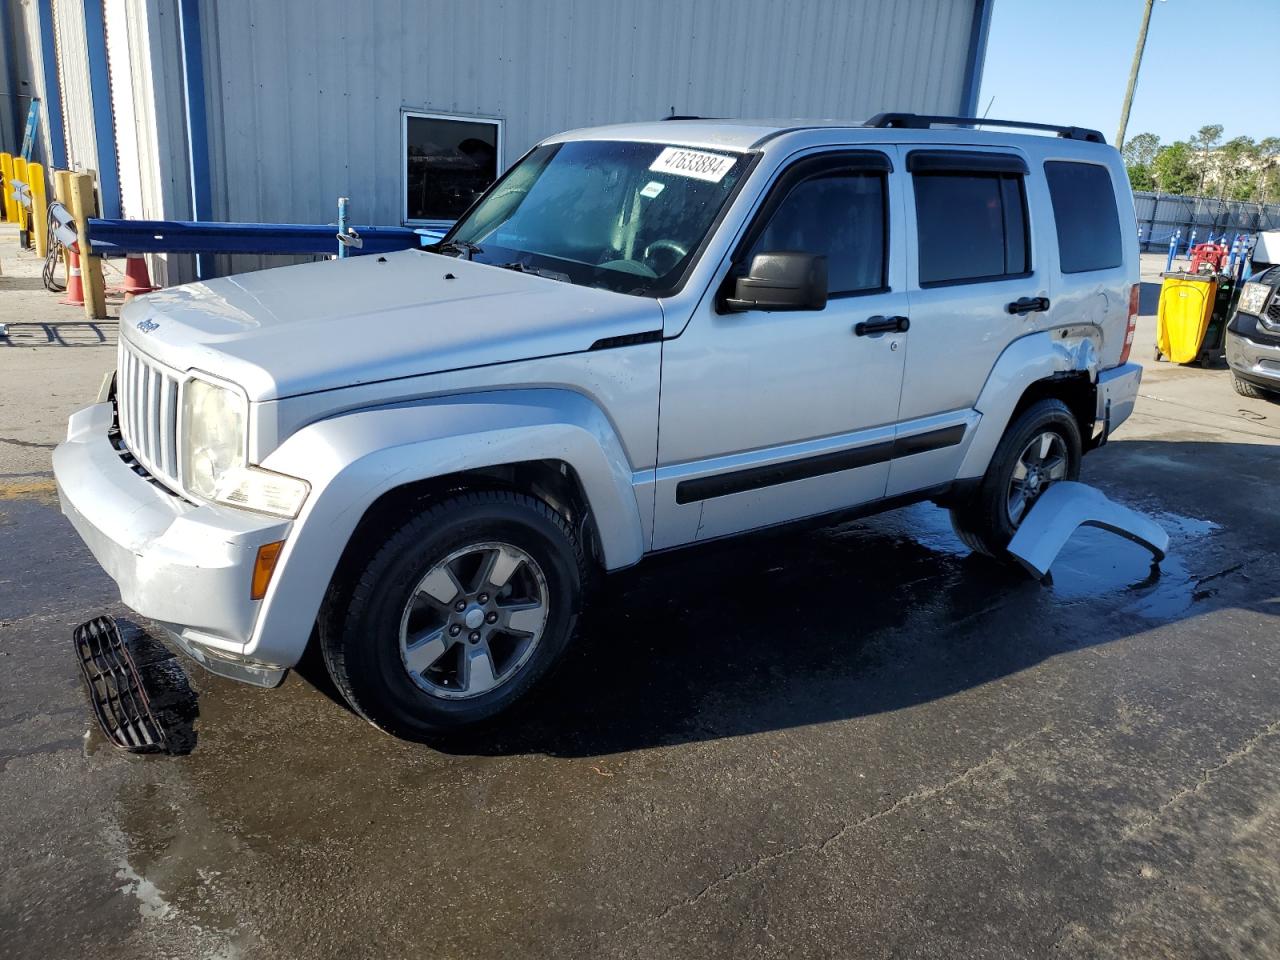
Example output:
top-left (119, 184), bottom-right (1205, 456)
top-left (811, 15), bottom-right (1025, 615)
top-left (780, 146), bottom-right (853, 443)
top-left (649, 146), bottom-right (737, 183)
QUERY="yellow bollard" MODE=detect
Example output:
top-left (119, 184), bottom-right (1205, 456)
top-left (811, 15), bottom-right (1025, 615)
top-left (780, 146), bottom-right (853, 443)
top-left (68, 172), bottom-right (107, 320)
top-left (0, 153), bottom-right (14, 223)
top-left (13, 157), bottom-right (30, 239)
top-left (54, 170), bottom-right (72, 279)
top-left (29, 163), bottom-right (48, 257)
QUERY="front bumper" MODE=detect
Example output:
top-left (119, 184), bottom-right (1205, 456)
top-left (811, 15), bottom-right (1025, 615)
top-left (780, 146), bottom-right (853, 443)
top-left (1095, 361), bottom-right (1142, 439)
top-left (1226, 329), bottom-right (1280, 390)
top-left (53, 402), bottom-right (292, 686)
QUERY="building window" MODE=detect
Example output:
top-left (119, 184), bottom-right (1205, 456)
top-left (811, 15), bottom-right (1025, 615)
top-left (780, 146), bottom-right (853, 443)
top-left (913, 171), bottom-right (1030, 286)
top-left (1044, 161), bottom-right (1122, 274)
top-left (403, 112), bottom-right (502, 224)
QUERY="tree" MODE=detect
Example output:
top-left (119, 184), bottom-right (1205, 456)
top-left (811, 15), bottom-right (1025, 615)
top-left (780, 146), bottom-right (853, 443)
top-left (1217, 136), bottom-right (1258, 200)
top-left (1123, 132), bottom-right (1160, 192)
top-left (1257, 137), bottom-right (1280, 204)
top-left (1152, 141), bottom-right (1199, 195)
top-left (1122, 132), bottom-right (1161, 168)
top-left (1191, 123), bottom-right (1224, 193)
top-left (1127, 163), bottom-right (1156, 192)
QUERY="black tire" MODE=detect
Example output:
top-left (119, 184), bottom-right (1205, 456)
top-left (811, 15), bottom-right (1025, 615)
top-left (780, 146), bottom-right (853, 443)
top-left (949, 398), bottom-right (1083, 560)
top-left (318, 490), bottom-right (586, 739)
top-left (1232, 373), bottom-right (1274, 401)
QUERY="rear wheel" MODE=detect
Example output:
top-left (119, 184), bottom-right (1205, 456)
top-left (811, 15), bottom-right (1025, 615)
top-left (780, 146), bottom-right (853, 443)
top-left (319, 490), bottom-right (586, 739)
top-left (949, 398), bottom-right (1082, 559)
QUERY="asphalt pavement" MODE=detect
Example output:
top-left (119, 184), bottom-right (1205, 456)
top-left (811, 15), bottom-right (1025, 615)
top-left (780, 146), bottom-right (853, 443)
top-left (2, 231), bottom-right (1279, 959)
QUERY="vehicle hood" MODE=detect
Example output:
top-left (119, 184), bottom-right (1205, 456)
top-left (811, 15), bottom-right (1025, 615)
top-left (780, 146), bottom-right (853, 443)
top-left (120, 250), bottom-right (664, 400)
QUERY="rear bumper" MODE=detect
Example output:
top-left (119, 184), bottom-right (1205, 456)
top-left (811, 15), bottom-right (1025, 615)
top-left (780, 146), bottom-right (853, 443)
top-left (1226, 330), bottom-right (1280, 389)
top-left (1095, 362), bottom-right (1142, 438)
top-left (53, 402), bottom-right (292, 686)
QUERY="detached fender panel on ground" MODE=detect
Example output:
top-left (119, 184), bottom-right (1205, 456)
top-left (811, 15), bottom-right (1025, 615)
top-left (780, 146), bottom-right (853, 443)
top-left (1008, 481), bottom-right (1170, 579)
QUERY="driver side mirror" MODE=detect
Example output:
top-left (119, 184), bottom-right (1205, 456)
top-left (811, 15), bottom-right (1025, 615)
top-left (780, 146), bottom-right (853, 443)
top-left (723, 252), bottom-right (828, 313)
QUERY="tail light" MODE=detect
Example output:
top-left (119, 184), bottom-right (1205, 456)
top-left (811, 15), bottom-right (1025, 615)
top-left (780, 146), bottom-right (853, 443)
top-left (1119, 283), bottom-right (1140, 364)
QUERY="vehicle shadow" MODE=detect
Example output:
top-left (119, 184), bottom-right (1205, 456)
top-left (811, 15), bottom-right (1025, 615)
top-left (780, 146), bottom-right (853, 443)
top-left (418, 437), bottom-right (1278, 759)
top-left (1139, 278), bottom-right (1161, 316)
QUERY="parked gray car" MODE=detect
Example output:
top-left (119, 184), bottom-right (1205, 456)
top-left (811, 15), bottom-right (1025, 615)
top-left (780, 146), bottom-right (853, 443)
top-left (54, 114), bottom-right (1143, 737)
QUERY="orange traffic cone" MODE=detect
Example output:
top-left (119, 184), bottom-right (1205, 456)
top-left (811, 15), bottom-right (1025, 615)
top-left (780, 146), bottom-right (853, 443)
top-left (121, 253), bottom-right (157, 299)
top-left (60, 248), bottom-right (85, 306)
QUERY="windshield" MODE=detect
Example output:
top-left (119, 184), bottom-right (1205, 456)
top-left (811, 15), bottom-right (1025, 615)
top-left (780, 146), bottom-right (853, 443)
top-left (439, 140), bottom-right (753, 296)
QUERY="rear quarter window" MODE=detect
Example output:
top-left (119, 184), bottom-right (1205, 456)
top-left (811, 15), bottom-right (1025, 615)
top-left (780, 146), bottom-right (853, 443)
top-left (1044, 161), bottom-right (1123, 274)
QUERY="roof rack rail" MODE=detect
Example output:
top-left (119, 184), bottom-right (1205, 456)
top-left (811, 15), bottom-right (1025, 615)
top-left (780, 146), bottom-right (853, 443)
top-left (865, 112), bottom-right (1106, 144)
top-left (662, 115), bottom-right (716, 121)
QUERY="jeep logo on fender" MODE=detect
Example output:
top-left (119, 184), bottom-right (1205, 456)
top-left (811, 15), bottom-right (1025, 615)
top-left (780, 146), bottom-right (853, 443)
top-left (136, 318), bottom-right (159, 333)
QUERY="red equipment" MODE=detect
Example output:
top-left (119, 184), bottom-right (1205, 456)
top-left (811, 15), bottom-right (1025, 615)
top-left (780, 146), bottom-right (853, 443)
top-left (1188, 242), bottom-right (1228, 275)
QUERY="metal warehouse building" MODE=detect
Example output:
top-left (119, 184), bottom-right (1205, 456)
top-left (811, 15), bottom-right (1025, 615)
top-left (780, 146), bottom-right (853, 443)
top-left (2, 0), bottom-right (992, 280)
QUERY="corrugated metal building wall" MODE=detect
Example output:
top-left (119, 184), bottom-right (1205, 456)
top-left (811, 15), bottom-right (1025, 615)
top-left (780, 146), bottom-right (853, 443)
top-left (198, 0), bottom-right (980, 229)
top-left (11, 0), bottom-right (54, 166)
top-left (50, 0), bottom-right (99, 173)
top-left (117, 0), bottom-right (197, 282)
top-left (2, 2), bottom-right (29, 156)
top-left (19, 0), bottom-right (987, 279)
top-left (123, 0), bottom-right (191, 225)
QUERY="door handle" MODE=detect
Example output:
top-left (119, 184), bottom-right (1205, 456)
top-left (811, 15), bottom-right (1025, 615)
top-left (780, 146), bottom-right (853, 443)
top-left (855, 315), bottom-right (910, 336)
top-left (1007, 296), bottom-right (1051, 315)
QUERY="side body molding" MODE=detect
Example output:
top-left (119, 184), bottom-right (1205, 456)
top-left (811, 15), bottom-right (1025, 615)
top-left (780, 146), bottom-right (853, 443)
top-left (956, 330), bottom-right (1100, 480)
top-left (246, 389), bottom-right (647, 667)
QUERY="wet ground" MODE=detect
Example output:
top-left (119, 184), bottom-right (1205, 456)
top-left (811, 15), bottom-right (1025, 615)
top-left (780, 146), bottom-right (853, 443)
top-left (3, 236), bottom-right (1280, 959)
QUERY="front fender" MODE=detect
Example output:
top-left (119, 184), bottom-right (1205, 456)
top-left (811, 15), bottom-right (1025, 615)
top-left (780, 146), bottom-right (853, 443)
top-left (956, 330), bottom-right (1099, 479)
top-left (244, 389), bottom-right (647, 666)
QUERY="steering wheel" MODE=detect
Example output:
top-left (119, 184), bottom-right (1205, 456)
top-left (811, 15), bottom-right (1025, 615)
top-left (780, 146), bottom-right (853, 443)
top-left (642, 239), bottom-right (689, 275)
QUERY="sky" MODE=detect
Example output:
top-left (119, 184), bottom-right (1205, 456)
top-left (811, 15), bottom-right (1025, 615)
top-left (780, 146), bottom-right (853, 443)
top-left (978, 0), bottom-right (1279, 149)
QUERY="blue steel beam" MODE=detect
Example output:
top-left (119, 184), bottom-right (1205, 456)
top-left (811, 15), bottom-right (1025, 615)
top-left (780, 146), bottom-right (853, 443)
top-left (35, 0), bottom-right (67, 169)
top-left (177, 0), bottom-right (213, 278)
top-left (86, 217), bottom-right (426, 258)
top-left (80, 0), bottom-right (121, 218)
top-left (960, 0), bottom-right (994, 117)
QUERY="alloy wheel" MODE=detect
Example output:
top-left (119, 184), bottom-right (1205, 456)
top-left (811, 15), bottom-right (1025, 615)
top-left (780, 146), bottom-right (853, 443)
top-left (1006, 431), bottom-right (1069, 526)
top-left (397, 542), bottom-right (550, 700)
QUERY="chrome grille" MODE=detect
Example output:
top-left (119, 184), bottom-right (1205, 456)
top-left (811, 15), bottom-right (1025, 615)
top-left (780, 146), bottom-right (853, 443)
top-left (117, 341), bottom-right (182, 491)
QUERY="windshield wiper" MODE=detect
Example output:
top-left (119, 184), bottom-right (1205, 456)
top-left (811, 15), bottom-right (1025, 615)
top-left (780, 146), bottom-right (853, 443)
top-left (495, 261), bottom-right (570, 283)
top-left (431, 240), bottom-right (483, 260)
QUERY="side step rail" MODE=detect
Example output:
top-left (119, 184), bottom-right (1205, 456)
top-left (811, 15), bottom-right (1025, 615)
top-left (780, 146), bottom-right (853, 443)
top-left (72, 616), bottom-right (170, 753)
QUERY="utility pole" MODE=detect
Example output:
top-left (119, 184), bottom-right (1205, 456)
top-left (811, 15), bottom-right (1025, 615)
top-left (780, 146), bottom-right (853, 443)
top-left (1116, 0), bottom-right (1156, 151)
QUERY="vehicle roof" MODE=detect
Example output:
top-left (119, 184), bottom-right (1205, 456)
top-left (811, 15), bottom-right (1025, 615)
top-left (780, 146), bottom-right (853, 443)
top-left (546, 118), bottom-right (1114, 154)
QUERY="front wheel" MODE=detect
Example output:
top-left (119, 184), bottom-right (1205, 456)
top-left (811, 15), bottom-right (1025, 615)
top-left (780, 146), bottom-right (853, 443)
top-left (319, 490), bottom-right (586, 739)
top-left (1232, 373), bottom-right (1276, 401)
top-left (949, 398), bottom-right (1082, 559)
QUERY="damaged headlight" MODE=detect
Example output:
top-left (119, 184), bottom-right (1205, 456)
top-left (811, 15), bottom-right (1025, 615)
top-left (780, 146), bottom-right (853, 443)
top-left (182, 375), bottom-right (247, 500)
top-left (1238, 281), bottom-right (1273, 317)
top-left (181, 375), bottom-right (308, 519)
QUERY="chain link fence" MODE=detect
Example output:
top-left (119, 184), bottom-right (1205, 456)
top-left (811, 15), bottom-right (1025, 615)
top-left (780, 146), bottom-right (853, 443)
top-left (1134, 191), bottom-right (1280, 251)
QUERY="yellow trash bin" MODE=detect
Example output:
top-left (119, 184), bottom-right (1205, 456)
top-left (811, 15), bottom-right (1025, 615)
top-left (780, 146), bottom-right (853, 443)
top-left (1156, 274), bottom-right (1217, 364)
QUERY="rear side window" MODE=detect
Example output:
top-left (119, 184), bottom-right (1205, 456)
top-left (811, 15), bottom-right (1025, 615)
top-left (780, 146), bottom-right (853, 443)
top-left (913, 170), bottom-right (1030, 286)
top-left (745, 171), bottom-right (887, 296)
top-left (1044, 161), bottom-right (1123, 274)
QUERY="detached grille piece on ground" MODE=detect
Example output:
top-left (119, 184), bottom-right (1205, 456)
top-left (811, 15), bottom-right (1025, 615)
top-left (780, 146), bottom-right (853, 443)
top-left (73, 616), bottom-right (169, 753)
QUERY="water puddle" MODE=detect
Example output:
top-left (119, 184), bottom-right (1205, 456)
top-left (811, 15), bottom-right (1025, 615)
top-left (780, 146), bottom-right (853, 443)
top-left (1045, 510), bottom-right (1218, 618)
top-left (859, 501), bottom-right (1218, 621)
